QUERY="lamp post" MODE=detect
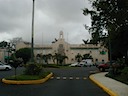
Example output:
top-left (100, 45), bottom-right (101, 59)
top-left (31, 0), bottom-right (35, 62)
top-left (7, 43), bottom-right (10, 64)
top-left (108, 30), bottom-right (113, 75)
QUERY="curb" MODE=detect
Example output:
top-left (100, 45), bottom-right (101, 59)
top-left (2, 72), bottom-right (53, 85)
top-left (89, 75), bottom-right (118, 96)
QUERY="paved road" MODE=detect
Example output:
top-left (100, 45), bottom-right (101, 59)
top-left (0, 67), bottom-right (109, 96)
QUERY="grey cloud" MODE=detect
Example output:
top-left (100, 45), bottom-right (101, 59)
top-left (36, 0), bottom-right (90, 23)
top-left (0, 0), bottom-right (91, 44)
top-left (0, 0), bottom-right (31, 18)
top-left (0, 0), bottom-right (31, 32)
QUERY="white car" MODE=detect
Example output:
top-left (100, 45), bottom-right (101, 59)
top-left (0, 62), bottom-right (12, 70)
top-left (69, 62), bottom-right (78, 67)
top-left (77, 63), bottom-right (85, 67)
top-left (79, 59), bottom-right (93, 67)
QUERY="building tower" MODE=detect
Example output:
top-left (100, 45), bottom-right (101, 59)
top-left (59, 31), bottom-right (64, 39)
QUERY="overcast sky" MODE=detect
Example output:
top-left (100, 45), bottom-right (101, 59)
top-left (0, 0), bottom-right (92, 45)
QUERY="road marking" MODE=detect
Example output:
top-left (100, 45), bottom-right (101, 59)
top-left (56, 77), bottom-right (61, 80)
top-left (76, 77), bottom-right (79, 80)
top-left (69, 77), bottom-right (73, 80)
top-left (50, 77), bottom-right (87, 80)
top-left (83, 77), bottom-right (87, 80)
top-left (63, 77), bottom-right (67, 80)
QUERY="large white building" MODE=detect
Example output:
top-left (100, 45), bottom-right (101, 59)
top-left (15, 31), bottom-right (108, 64)
top-left (0, 31), bottom-right (108, 64)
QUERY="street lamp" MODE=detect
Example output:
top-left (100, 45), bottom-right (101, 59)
top-left (108, 30), bottom-right (113, 75)
top-left (31, 0), bottom-right (35, 62)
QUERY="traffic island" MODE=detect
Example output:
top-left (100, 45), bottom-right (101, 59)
top-left (2, 72), bottom-right (53, 85)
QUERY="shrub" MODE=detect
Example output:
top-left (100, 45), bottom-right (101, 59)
top-left (121, 67), bottom-right (128, 77)
top-left (119, 67), bottom-right (128, 83)
top-left (15, 48), bottom-right (31, 64)
top-left (24, 63), bottom-right (43, 75)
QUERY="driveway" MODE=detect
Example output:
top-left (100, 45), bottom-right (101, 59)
top-left (0, 66), bottom-right (109, 96)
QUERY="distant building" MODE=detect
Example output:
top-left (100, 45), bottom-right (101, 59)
top-left (15, 31), bottom-right (108, 64)
top-left (0, 48), bottom-right (6, 62)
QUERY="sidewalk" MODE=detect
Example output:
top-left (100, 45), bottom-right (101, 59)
top-left (89, 72), bottom-right (128, 96)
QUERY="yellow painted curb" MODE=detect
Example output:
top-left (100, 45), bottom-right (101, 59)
top-left (2, 73), bottom-right (53, 85)
top-left (89, 75), bottom-right (118, 96)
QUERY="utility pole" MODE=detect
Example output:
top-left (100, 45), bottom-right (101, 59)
top-left (31, 0), bottom-right (35, 62)
top-left (108, 30), bottom-right (113, 75)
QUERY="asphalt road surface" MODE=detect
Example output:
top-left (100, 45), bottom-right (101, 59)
top-left (0, 66), bottom-right (109, 96)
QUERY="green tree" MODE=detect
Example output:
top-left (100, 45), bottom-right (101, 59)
top-left (0, 41), bottom-right (16, 63)
top-left (36, 54), bottom-right (42, 58)
top-left (52, 53), bottom-right (68, 65)
top-left (0, 41), bottom-right (8, 47)
top-left (58, 55), bottom-right (68, 65)
top-left (75, 53), bottom-right (82, 63)
top-left (83, 0), bottom-right (128, 60)
top-left (82, 53), bottom-right (92, 59)
top-left (52, 53), bottom-right (59, 65)
top-left (24, 63), bottom-right (43, 75)
top-left (42, 54), bottom-right (52, 64)
top-left (36, 53), bottom-right (42, 63)
top-left (15, 48), bottom-right (31, 64)
top-left (9, 54), bottom-right (23, 79)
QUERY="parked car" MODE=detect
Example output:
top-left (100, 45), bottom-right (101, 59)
top-left (69, 62), bottom-right (78, 67)
top-left (79, 59), bottom-right (93, 67)
top-left (97, 61), bottom-right (119, 72)
top-left (95, 62), bottom-right (102, 67)
top-left (77, 63), bottom-right (85, 67)
top-left (0, 62), bottom-right (12, 70)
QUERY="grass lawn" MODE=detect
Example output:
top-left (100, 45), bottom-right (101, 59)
top-left (106, 73), bottom-right (128, 85)
top-left (113, 75), bottom-right (128, 85)
top-left (5, 72), bottom-right (50, 81)
top-left (106, 67), bottom-right (128, 85)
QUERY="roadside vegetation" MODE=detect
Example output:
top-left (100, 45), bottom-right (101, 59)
top-left (83, 0), bottom-right (128, 85)
top-left (5, 63), bottom-right (50, 81)
top-left (4, 47), bottom-right (70, 80)
top-left (5, 73), bottom-right (50, 81)
top-left (106, 67), bottom-right (128, 85)
top-left (4, 48), bottom-right (51, 80)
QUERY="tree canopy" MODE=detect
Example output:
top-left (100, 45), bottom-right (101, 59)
top-left (83, 0), bottom-right (128, 59)
top-left (0, 41), bottom-right (8, 48)
top-left (52, 53), bottom-right (68, 65)
top-left (15, 48), bottom-right (31, 64)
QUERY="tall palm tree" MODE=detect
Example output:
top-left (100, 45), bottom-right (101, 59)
top-left (52, 53), bottom-right (68, 65)
top-left (59, 55), bottom-right (68, 65)
top-left (75, 53), bottom-right (82, 63)
top-left (42, 54), bottom-right (52, 64)
top-left (82, 54), bottom-right (92, 59)
top-left (52, 53), bottom-right (60, 65)
top-left (36, 53), bottom-right (42, 63)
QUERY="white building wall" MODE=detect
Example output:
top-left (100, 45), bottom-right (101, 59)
top-left (0, 48), bottom-right (8, 62)
top-left (16, 42), bottom-right (31, 50)
top-left (14, 31), bottom-right (108, 64)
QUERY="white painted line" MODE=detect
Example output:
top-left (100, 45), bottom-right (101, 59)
top-left (83, 77), bottom-right (87, 80)
top-left (69, 77), bottom-right (73, 80)
top-left (76, 77), bottom-right (79, 80)
top-left (63, 77), bottom-right (67, 80)
top-left (56, 77), bottom-right (61, 80)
